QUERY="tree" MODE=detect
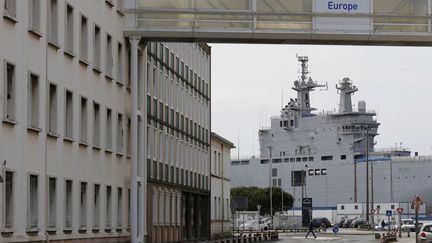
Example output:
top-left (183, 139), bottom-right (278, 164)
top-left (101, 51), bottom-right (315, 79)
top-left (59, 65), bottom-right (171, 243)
top-left (231, 186), bottom-right (293, 216)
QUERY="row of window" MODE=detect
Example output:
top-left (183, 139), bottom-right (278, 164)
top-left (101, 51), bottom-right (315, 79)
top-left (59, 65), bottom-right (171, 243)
top-left (3, 171), bottom-right (130, 232)
top-left (147, 95), bottom-right (209, 147)
top-left (213, 151), bottom-right (222, 177)
top-left (4, 0), bottom-right (130, 88)
top-left (2, 60), bottom-right (130, 155)
top-left (3, 0), bottom-right (124, 21)
top-left (148, 43), bottom-right (210, 102)
top-left (148, 160), bottom-right (209, 191)
top-left (213, 197), bottom-right (230, 221)
top-left (152, 189), bottom-right (181, 226)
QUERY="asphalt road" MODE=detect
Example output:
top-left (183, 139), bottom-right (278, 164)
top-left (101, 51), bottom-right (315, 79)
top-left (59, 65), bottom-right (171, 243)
top-left (278, 232), bottom-right (416, 243)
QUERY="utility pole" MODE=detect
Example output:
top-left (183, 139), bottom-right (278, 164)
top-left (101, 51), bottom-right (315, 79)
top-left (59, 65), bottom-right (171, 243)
top-left (366, 129), bottom-right (370, 223)
top-left (354, 161), bottom-right (357, 203)
top-left (269, 147), bottom-right (273, 220)
top-left (371, 158), bottom-right (375, 228)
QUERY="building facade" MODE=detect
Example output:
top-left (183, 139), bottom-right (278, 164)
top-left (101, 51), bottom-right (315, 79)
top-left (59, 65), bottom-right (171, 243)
top-left (146, 42), bottom-right (211, 242)
top-left (0, 1), bottom-right (211, 242)
top-left (210, 132), bottom-right (234, 238)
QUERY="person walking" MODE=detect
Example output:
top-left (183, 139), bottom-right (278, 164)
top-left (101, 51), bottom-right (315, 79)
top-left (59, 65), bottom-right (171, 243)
top-left (381, 220), bottom-right (386, 231)
top-left (306, 221), bottom-right (317, 239)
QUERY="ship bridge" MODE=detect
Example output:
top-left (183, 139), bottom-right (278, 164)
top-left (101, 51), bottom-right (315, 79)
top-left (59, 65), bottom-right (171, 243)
top-left (125, 0), bottom-right (432, 46)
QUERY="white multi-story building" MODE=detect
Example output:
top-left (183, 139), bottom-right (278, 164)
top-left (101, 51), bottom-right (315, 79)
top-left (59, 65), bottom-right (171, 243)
top-left (210, 132), bottom-right (234, 238)
top-left (0, 1), bottom-right (211, 242)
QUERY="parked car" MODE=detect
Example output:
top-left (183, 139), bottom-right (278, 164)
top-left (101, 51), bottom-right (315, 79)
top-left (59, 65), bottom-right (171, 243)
top-left (343, 218), bottom-right (355, 228)
top-left (310, 217), bottom-right (332, 228)
top-left (239, 219), bottom-right (269, 231)
top-left (401, 219), bottom-right (415, 232)
top-left (350, 218), bottom-right (368, 228)
top-left (418, 223), bottom-right (432, 242)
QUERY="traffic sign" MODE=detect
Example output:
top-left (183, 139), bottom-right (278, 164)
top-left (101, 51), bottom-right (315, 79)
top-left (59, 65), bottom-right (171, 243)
top-left (386, 210), bottom-right (392, 217)
top-left (332, 226), bottom-right (339, 234)
top-left (396, 208), bottom-right (404, 214)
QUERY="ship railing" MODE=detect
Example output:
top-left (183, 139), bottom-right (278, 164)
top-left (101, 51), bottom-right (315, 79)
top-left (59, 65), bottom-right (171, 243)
top-left (392, 156), bottom-right (432, 163)
top-left (374, 147), bottom-right (411, 153)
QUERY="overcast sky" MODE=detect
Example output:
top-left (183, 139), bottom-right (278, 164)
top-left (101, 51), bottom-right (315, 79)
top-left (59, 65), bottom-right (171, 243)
top-left (210, 44), bottom-right (432, 158)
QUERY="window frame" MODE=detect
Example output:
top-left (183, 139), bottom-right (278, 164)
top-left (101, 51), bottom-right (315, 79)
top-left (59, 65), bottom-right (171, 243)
top-left (3, 169), bottom-right (16, 230)
top-left (64, 89), bottom-right (74, 140)
top-left (27, 71), bottom-right (40, 130)
top-left (27, 173), bottom-right (39, 231)
top-left (3, 60), bottom-right (16, 123)
top-left (64, 3), bottom-right (75, 56)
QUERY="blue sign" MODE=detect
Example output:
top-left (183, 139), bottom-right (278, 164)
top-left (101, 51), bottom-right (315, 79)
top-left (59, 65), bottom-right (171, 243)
top-left (332, 226), bottom-right (339, 233)
top-left (386, 210), bottom-right (392, 217)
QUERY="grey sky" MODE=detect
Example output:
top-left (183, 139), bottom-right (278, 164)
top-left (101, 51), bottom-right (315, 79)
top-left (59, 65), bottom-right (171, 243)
top-left (210, 44), bottom-right (432, 158)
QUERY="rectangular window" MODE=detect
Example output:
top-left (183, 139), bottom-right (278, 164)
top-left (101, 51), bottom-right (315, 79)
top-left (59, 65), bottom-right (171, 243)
top-left (65, 90), bottom-right (73, 139)
top-left (127, 189), bottom-right (130, 227)
top-left (106, 186), bottom-right (112, 227)
top-left (80, 182), bottom-right (87, 228)
top-left (48, 0), bottom-right (58, 43)
top-left (106, 108), bottom-right (112, 150)
top-left (117, 113), bottom-right (123, 153)
top-left (4, 62), bottom-right (15, 120)
top-left (48, 177), bottom-right (56, 228)
top-left (65, 4), bottom-right (74, 53)
top-left (80, 97), bottom-right (88, 143)
top-left (126, 118), bottom-right (131, 155)
top-left (272, 168), bottom-right (277, 177)
top-left (29, 0), bottom-right (41, 32)
top-left (106, 34), bottom-right (113, 77)
top-left (341, 155), bottom-right (347, 160)
top-left (28, 174), bottom-right (38, 229)
top-left (321, 156), bottom-right (333, 161)
top-left (4, 0), bottom-right (16, 17)
top-left (65, 180), bottom-right (73, 228)
top-left (80, 15), bottom-right (88, 62)
top-left (93, 25), bottom-right (101, 69)
top-left (4, 171), bottom-right (14, 229)
top-left (93, 102), bottom-right (100, 147)
top-left (93, 184), bottom-right (100, 227)
top-left (117, 187), bottom-right (122, 227)
top-left (291, 171), bottom-right (306, 187)
top-left (48, 83), bottom-right (57, 133)
top-left (28, 73), bottom-right (40, 128)
top-left (117, 42), bottom-right (123, 82)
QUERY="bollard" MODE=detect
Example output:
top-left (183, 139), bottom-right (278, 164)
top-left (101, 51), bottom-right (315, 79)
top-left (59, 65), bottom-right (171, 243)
top-left (399, 229), bottom-right (402, 238)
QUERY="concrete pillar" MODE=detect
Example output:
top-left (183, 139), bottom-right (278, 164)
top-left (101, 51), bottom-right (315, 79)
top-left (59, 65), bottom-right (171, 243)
top-left (130, 36), bottom-right (141, 243)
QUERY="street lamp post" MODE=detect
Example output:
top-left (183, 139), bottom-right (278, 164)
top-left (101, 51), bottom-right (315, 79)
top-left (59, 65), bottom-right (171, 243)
top-left (268, 147), bottom-right (273, 221)
top-left (257, 205), bottom-right (262, 231)
top-left (366, 129), bottom-right (370, 223)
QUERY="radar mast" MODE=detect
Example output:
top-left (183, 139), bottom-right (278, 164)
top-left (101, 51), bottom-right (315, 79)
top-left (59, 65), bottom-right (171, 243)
top-left (292, 56), bottom-right (326, 116)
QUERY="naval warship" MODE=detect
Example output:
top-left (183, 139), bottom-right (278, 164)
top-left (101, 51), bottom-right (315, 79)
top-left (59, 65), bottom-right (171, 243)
top-left (231, 56), bottom-right (432, 214)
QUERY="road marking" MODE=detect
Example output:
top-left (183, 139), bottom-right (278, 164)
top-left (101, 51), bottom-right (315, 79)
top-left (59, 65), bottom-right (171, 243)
top-left (292, 236), bottom-right (341, 241)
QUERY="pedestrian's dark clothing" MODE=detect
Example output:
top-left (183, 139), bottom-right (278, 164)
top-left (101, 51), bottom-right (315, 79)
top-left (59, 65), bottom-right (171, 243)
top-left (381, 220), bottom-right (385, 229)
top-left (305, 222), bottom-right (317, 238)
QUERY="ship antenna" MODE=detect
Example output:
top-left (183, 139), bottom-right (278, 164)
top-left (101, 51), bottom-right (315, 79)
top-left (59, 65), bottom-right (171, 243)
top-left (297, 55), bottom-right (309, 82)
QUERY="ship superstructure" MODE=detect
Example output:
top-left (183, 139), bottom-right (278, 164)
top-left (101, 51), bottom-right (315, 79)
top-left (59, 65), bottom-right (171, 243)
top-left (231, 57), bottom-right (432, 214)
